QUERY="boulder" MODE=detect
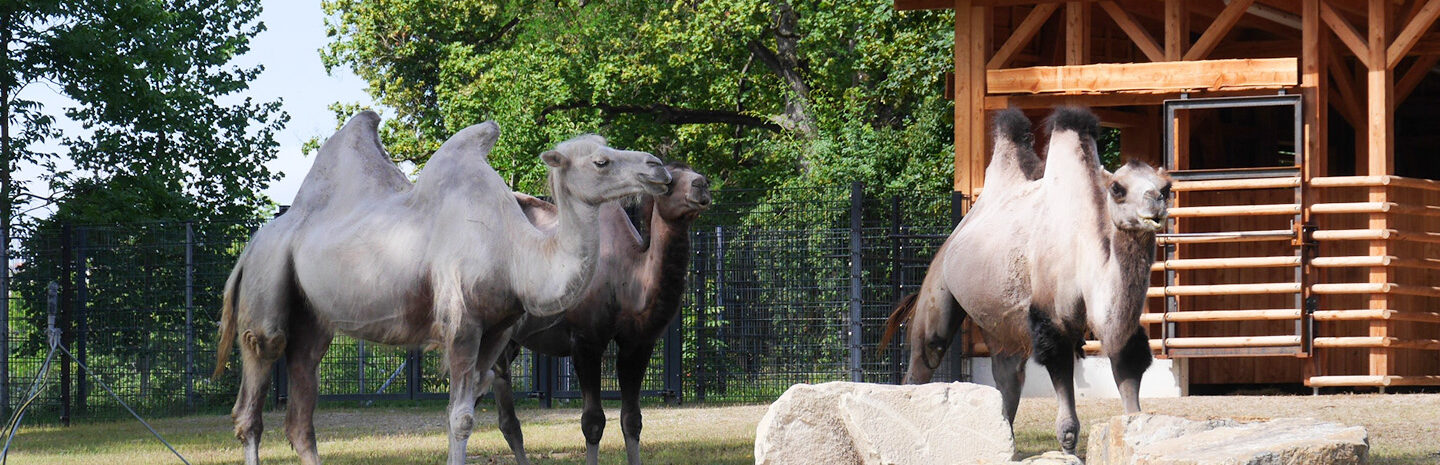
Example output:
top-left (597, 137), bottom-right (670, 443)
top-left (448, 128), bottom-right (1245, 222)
top-left (755, 381), bottom-right (1014, 465)
top-left (1086, 413), bottom-right (1369, 465)
top-left (1017, 451), bottom-right (1084, 465)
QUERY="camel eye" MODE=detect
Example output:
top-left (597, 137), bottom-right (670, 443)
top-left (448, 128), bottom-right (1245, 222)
top-left (1110, 182), bottom-right (1127, 199)
top-left (593, 158), bottom-right (610, 168)
top-left (1159, 185), bottom-right (1171, 200)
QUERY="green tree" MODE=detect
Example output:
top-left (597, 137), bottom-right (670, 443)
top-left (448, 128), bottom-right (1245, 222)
top-left (321, 0), bottom-right (955, 198)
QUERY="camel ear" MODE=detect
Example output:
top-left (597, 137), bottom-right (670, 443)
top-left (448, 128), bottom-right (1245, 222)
top-left (540, 150), bottom-right (566, 168)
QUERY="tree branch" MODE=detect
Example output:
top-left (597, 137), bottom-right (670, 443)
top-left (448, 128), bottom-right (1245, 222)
top-left (539, 101), bottom-right (783, 132)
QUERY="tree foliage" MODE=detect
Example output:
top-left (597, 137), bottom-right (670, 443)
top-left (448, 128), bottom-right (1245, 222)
top-left (321, 0), bottom-right (956, 198)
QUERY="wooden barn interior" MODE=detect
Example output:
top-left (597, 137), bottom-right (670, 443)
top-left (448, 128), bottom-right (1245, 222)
top-left (897, 0), bottom-right (1440, 391)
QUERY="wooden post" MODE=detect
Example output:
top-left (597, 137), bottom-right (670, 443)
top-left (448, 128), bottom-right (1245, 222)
top-left (954, 0), bottom-right (988, 208)
top-left (1066, 1), bottom-right (1091, 65)
top-left (1166, 0), bottom-right (1188, 61)
top-left (1301, 0), bottom-right (1329, 384)
top-left (1366, 0), bottom-right (1394, 384)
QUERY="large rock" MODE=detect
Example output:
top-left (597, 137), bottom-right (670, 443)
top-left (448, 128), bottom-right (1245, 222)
top-left (755, 381), bottom-right (1014, 465)
top-left (1087, 414), bottom-right (1369, 465)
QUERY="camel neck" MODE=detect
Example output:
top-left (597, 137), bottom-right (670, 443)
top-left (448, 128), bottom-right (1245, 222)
top-left (514, 190), bottom-right (601, 316)
top-left (634, 209), bottom-right (695, 331)
top-left (1110, 227), bottom-right (1158, 322)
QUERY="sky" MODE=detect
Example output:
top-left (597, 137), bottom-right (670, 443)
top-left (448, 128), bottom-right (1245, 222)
top-left (236, 0), bottom-right (374, 206)
top-left (16, 0), bottom-right (371, 213)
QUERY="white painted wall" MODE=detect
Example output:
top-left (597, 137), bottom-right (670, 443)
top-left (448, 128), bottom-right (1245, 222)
top-left (970, 357), bottom-right (1185, 399)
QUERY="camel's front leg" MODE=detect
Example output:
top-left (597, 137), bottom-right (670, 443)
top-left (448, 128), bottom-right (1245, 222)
top-left (616, 340), bottom-right (658, 465)
top-left (1029, 307), bottom-right (1080, 455)
top-left (1109, 327), bottom-right (1153, 414)
top-left (573, 341), bottom-right (607, 465)
top-left (445, 329), bottom-right (486, 465)
top-left (491, 342), bottom-right (531, 465)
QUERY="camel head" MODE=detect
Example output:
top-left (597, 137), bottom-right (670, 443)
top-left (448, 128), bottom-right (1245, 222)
top-left (541, 135), bottom-right (671, 206)
top-left (655, 163), bottom-right (712, 222)
top-left (1106, 160), bottom-right (1172, 232)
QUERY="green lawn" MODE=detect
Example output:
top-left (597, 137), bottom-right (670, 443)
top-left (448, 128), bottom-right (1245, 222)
top-left (6, 394), bottom-right (1438, 464)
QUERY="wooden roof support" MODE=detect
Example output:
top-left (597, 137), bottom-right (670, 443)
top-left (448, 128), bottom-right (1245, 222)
top-left (989, 3), bottom-right (1060, 69)
top-left (1322, 1), bottom-right (1372, 67)
top-left (1396, 53), bottom-right (1440, 104)
top-left (1302, 0), bottom-right (1327, 180)
top-left (1166, 0), bottom-right (1190, 60)
top-left (1099, 1), bottom-right (1165, 61)
top-left (986, 58), bottom-right (1299, 94)
top-left (1066, 1), bottom-right (1091, 65)
top-left (1387, 0), bottom-right (1440, 68)
top-left (1184, 0), bottom-right (1255, 60)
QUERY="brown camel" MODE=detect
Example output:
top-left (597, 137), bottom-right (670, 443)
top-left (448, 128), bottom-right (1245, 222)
top-left (211, 111), bottom-right (671, 465)
top-left (490, 164), bottom-right (711, 465)
top-left (881, 107), bottom-right (1171, 454)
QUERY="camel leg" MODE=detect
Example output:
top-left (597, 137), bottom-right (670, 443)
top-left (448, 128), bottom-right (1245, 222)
top-left (1029, 307), bottom-right (1080, 455)
top-left (1109, 327), bottom-right (1153, 414)
top-left (283, 309), bottom-right (334, 465)
top-left (233, 328), bottom-right (285, 465)
top-left (904, 287), bottom-right (964, 384)
top-left (445, 328), bottom-right (486, 465)
top-left (616, 340), bottom-right (657, 465)
top-left (574, 341), bottom-right (607, 465)
top-left (990, 353), bottom-right (1027, 426)
top-left (492, 342), bottom-right (531, 465)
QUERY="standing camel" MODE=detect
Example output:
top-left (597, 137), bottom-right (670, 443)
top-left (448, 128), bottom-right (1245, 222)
top-left (489, 164), bottom-right (711, 465)
top-left (881, 107), bottom-right (1171, 454)
top-left (211, 111), bottom-right (671, 465)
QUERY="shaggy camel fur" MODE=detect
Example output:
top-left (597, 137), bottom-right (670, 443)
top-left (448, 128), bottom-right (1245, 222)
top-left (882, 107), bottom-right (1171, 454)
top-left (492, 164), bottom-right (711, 465)
top-left (212, 111), bottom-right (671, 465)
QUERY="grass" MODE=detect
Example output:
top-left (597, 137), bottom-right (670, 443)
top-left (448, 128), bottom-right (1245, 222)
top-left (6, 394), bottom-right (1438, 464)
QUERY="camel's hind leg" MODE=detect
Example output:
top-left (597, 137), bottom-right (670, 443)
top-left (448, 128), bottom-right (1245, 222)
top-left (990, 353), bottom-right (1027, 425)
top-left (903, 284), bottom-right (965, 384)
top-left (491, 341), bottom-right (531, 465)
top-left (616, 339), bottom-right (658, 465)
top-left (233, 327), bottom-right (286, 465)
top-left (573, 339), bottom-right (607, 465)
top-left (282, 307), bottom-right (334, 465)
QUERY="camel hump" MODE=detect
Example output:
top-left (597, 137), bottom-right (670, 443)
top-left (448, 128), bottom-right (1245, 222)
top-left (291, 111), bottom-right (412, 211)
top-left (1047, 106), bottom-right (1100, 140)
top-left (993, 108), bottom-right (1033, 147)
top-left (436, 121), bottom-right (501, 161)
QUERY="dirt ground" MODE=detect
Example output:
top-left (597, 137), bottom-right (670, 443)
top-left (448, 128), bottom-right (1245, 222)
top-left (9, 393), bottom-right (1439, 464)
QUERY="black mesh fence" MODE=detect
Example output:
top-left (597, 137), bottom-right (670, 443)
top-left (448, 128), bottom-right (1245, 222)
top-left (0, 183), bottom-right (969, 421)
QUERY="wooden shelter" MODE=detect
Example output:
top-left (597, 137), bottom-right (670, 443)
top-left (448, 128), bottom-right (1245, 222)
top-left (898, 0), bottom-right (1440, 391)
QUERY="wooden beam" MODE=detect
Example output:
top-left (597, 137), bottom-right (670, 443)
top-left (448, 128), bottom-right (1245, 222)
top-left (1322, 1), bottom-right (1372, 68)
top-left (1387, 0), bottom-right (1440, 68)
top-left (954, 1), bottom-right (989, 201)
top-left (1396, 53), bottom-right (1440, 104)
top-left (1066, 1), bottom-right (1091, 65)
top-left (1368, 0), bottom-right (1394, 176)
top-left (895, 0), bottom-right (953, 11)
top-left (989, 3), bottom-right (1060, 69)
top-left (1099, 1), bottom-right (1165, 62)
top-left (1166, 0), bottom-right (1190, 60)
top-left (1184, 0), bottom-right (1255, 60)
top-left (983, 87), bottom-right (1299, 108)
top-left (1302, 0), bottom-right (1327, 180)
top-left (986, 58), bottom-right (1299, 94)
top-left (1328, 52), bottom-right (1364, 126)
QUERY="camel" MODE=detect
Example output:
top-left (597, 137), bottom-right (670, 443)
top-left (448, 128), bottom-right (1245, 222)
top-left (880, 107), bottom-right (1171, 455)
top-left (211, 111), bottom-right (672, 465)
top-left (489, 164), bottom-right (711, 465)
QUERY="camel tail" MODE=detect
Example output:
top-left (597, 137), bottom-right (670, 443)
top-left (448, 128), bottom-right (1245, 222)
top-left (878, 293), bottom-right (920, 355)
top-left (212, 260), bottom-right (243, 380)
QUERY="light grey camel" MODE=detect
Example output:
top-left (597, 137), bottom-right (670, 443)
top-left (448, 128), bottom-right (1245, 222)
top-left (882, 107), bottom-right (1171, 454)
top-left (211, 111), bottom-right (671, 465)
top-left (490, 164), bottom-right (711, 465)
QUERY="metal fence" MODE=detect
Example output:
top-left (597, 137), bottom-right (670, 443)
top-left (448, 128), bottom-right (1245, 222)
top-left (0, 183), bottom-right (968, 422)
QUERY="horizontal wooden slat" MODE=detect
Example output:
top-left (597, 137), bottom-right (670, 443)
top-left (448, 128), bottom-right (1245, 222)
top-left (1151, 256), bottom-right (1300, 271)
top-left (1312, 309), bottom-right (1440, 323)
top-left (1311, 202), bottom-right (1440, 216)
top-left (1314, 229), bottom-right (1440, 244)
top-left (1140, 309), bottom-right (1300, 324)
top-left (1148, 283), bottom-right (1301, 297)
top-left (1309, 256), bottom-right (1440, 270)
top-left (1168, 203), bottom-right (1300, 217)
top-left (1156, 230), bottom-right (1295, 244)
top-left (1080, 339), bottom-right (1166, 354)
top-left (1172, 176), bottom-right (1300, 191)
top-left (1309, 175), bottom-right (1440, 191)
top-left (1312, 283), bottom-right (1440, 297)
top-left (1163, 336), bottom-right (1302, 348)
top-left (1306, 375), bottom-right (1440, 387)
top-left (986, 58), bottom-right (1300, 94)
top-left (1313, 337), bottom-right (1440, 350)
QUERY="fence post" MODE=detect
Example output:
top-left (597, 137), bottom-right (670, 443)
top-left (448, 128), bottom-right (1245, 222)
top-left (712, 225), bottom-right (725, 396)
top-left (663, 309), bottom-right (682, 405)
top-left (889, 196), bottom-right (903, 384)
top-left (357, 340), bottom-right (366, 392)
top-left (76, 227), bottom-right (88, 414)
top-left (0, 221), bottom-right (8, 420)
top-left (406, 349), bottom-right (420, 401)
top-left (948, 191), bottom-right (968, 382)
top-left (848, 183), bottom-right (864, 383)
top-left (59, 223), bottom-right (73, 426)
top-left (184, 222), bottom-right (195, 410)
